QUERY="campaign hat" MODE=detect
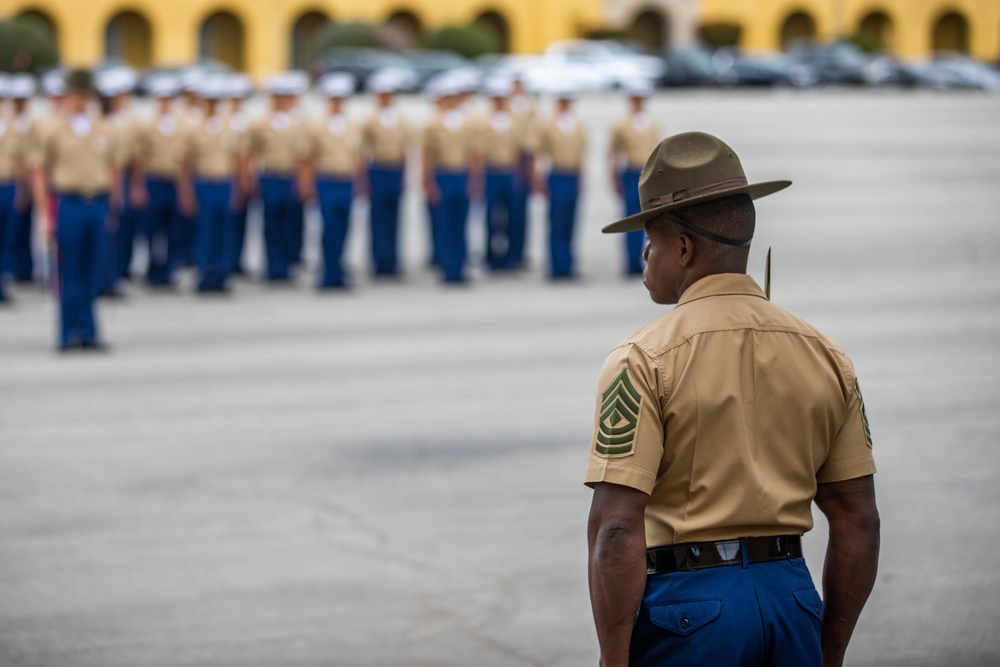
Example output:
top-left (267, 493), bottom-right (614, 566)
top-left (603, 131), bottom-right (791, 234)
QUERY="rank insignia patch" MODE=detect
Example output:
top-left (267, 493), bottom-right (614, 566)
top-left (596, 368), bottom-right (642, 456)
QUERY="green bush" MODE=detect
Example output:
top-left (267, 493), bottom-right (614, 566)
top-left (316, 21), bottom-right (378, 51)
top-left (0, 16), bottom-right (59, 72)
top-left (847, 30), bottom-right (882, 53)
top-left (428, 24), bottom-right (499, 59)
top-left (699, 23), bottom-right (743, 49)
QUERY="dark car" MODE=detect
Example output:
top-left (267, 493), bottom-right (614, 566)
top-left (399, 49), bottom-right (470, 87)
top-left (785, 41), bottom-right (869, 86)
top-left (712, 48), bottom-right (791, 87)
top-left (862, 54), bottom-right (928, 87)
top-left (309, 48), bottom-right (412, 89)
top-left (659, 49), bottom-right (719, 87)
top-left (919, 53), bottom-right (1000, 91)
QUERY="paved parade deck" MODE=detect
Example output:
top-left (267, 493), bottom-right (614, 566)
top-left (2, 90), bottom-right (999, 666)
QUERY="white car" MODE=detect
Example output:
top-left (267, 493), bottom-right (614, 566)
top-left (544, 39), bottom-right (665, 87)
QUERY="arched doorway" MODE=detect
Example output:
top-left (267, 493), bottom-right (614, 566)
top-left (780, 10), bottom-right (817, 50)
top-left (628, 9), bottom-right (670, 53)
top-left (16, 8), bottom-right (58, 44)
top-left (105, 11), bottom-right (153, 68)
top-left (857, 11), bottom-right (894, 51)
top-left (386, 10), bottom-right (424, 47)
top-left (474, 10), bottom-right (510, 53)
top-left (200, 11), bottom-right (246, 70)
top-left (931, 11), bottom-right (970, 54)
top-left (291, 11), bottom-right (331, 69)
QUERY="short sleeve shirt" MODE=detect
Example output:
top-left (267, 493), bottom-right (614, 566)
top-left (247, 112), bottom-right (308, 176)
top-left (537, 113), bottom-right (585, 172)
top-left (31, 113), bottom-right (121, 195)
top-left (361, 107), bottom-right (408, 167)
top-left (584, 273), bottom-right (876, 547)
top-left (610, 113), bottom-right (660, 170)
top-left (137, 111), bottom-right (188, 179)
top-left (180, 115), bottom-right (246, 180)
top-left (307, 114), bottom-right (360, 178)
top-left (421, 110), bottom-right (477, 171)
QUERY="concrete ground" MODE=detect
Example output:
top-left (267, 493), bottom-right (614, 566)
top-left (1, 90), bottom-right (999, 666)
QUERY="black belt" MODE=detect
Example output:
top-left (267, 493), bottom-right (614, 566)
top-left (646, 535), bottom-right (802, 575)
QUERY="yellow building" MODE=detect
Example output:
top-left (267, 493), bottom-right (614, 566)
top-left (0, 0), bottom-right (608, 78)
top-left (1, 0), bottom-right (998, 79)
top-left (700, 0), bottom-right (1000, 60)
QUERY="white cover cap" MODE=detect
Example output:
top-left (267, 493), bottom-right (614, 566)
top-left (146, 73), bottom-right (181, 98)
top-left (9, 73), bottom-right (37, 99)
top-left (624, 79), bottom-right (654, 98)
top-left (225, 74), bottom-right (254, 99)
top-left (41, 70), bottom-right (66, 97)
top-left (265, 71), bottom-right (309, 95)
top-left (318, 72), bottom-right (355, 98)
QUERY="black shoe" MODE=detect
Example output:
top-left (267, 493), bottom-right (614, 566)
top-left (80, 341), bottom-right (110, 352)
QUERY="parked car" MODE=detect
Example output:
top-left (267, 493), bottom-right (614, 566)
top-left (862, 54), bottom-right (927, 87)
top-left (660, 49), bottom-right (719, 87)
top-left (544, 39), bottom-right (666, 87)
top-left (309, 48), bottom-right (412, 90)
top-left (138, 59), bottom-right (232, 96)
top-left (711, 48), bottom-right (791, 87)
top-left (399, 49), bottom-right (470, 88)
top-left (919, 53), bottom-right (1000, 91)
top-left (785, 41), bottom-right (869, 86)
top-left (487, 54), bottom-right (618, 94)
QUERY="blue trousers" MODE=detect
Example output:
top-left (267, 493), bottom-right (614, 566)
top-left (228, 200), bottom-right (248, 274)
top-left (56, 195), bottom-right (108, 346)
top-left (622, 169), bottom-right (646, 275)
top-left (630, 553), bottom-right (823, 666)
top-left (508, 155), bottom-right (531, 268)
top-left (6, 198), bottom-right (34, 281)
top-left (194, 180), bottom-right (233, 292)
top-left (115, 182), bottom-right (141, 282)
top-left (260, 175), bottom-right (299, 281)
top-left (369, 165), bottom-right (403, 276)
top-left (144, 178), bottom-right (180, 286)
top-left (435, 171), bottom-right (470, 283)
top-left (547, 171), bottom-right (579, 279)
top-left (0, 183), bottom-right (13, 299)
top-left (316, 177), bottom-right (353, 288)
top-left (484, 170), bottom-right (515, 270)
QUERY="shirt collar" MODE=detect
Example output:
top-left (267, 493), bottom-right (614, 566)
top-left (676, 273), bottom-right (766, 307)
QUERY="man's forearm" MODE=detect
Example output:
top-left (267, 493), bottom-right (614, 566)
top-left (589, 524), bottom-right (647, 667)
top-left (821, 517), bottom-right (880, 666)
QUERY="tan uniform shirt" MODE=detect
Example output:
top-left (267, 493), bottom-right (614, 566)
top-left (472, 110), bottom-right (525, 170)
top-left (538, 113), bottom-right (586, 172)
top-left (137, 111), bottom-right (187, 179)
top-left (611, 113), bottom-right (660, 169)
top-left (0, 111), bottom-right (22, 182)
top-left (307, 114), bottom-right (360, 179)
top-left (509, 94), bottom-right (538, 155)
top-left (107, 109), bottom-right (140, 167)
top-left (247, 111), bottom-right (307, 176)
top-left (31, 113), bottom-right (121, 195)
top-left (421, 110), bottom-right (477, 171)
top-left (361, 107), bottom-right (408, 167)
top-left (585, 273), bottom-right (876, 547)
top-left (181, 115), bottom-right (245, 180)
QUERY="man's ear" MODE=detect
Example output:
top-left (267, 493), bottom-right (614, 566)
top-left (677, 233), bottom-right (695, 268)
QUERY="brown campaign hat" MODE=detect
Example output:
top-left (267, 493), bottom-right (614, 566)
top-left (603, 132), bottom-right (791, 234)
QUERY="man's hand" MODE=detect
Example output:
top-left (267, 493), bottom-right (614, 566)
top-left (815, 474), bottom-right (880, 667)
top-left (588, 482), bottom-right (649, 667)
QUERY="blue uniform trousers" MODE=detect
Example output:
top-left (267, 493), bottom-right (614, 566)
top-left (622, 169), bottom-right (646, 275)
top-left (508, 154), bottom-right (531, 268)
top-left (194, 180), bottom-right (233, 292)
top-left (176, 209), bottom-right (196, 267)
top-left (144, 178), bottom-right (180, 286)
top-left (228, 201), bottom-right (248, 275)
top-left (316, 177), bottom-right (353, 288)
top-left (547, 171), bottom-right (579, 279)
top-left (56, 194), bottom-right (108, 346)
top-left (0, 182), bottom-right (14, 300)
top-left (630, 553), bottom-right (823, 666)
top-left (484, 169), bottom-right (515, 270)
top-left (435, 171), bottom-right (470, 283)
top-left (6, 199), bottom-right (34, 281)
top-left (260, 175), bottom-right (299, 281)
top-left (115, 181), bottom-right (142, 282)
top-left (426, 198), bottom-right (441, 268)
top-left (368, 165), bottom-right (403, 276)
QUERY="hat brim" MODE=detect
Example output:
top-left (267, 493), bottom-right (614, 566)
top-left (602, 179), bottom-right (792, 234)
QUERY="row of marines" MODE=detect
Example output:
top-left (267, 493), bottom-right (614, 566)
top-left (0, 67), bottom-right (660, 350)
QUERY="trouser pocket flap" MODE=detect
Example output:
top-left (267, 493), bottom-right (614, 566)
top-left (648, 600), bottom-right (722, 636)
top-left (792, 588), bottom-right (824, 621)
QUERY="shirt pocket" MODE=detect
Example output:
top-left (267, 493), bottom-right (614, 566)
top-left (648, 600), bottom-right (722, 636)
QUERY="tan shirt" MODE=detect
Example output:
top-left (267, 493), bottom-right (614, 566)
top-left (247, 111), bottom-right (307, 176)
top-left (107, 110), bottom-right (140, 166)
top-left (0, 112), bottom-right (22, 181)
top-left (306, 114), bottom-right (360, 178)
top-left (421, 110), bottom-right (477, 171)
top-left (585, 273), bottom-right (876, 547)
top-left (509, 94), bottom-right (538, 154)
top-left (137, 112), bottom-right (187, 179)
top-left (32, 113), bottom-right (121, 195)
top-left (181, 115), bottom-right (245, 180)
top-left (472, 111), bottom-right (526, 169)
top-left (361, 107), bottom-right (408, 167)
top-left (611, 113), bottom-right (660, 169)
top-left (538, 113), bottom-right (585, 172)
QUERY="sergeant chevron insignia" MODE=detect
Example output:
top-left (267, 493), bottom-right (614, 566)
top-left (596, 368), bottom-right (642, 456)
